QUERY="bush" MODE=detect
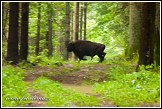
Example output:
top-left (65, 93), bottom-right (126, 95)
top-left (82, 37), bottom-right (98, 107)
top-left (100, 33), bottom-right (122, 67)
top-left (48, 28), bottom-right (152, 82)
top-left (94, 65), bottom-right (160, 107)
top-left (2, 65), bottom-right (31, 107)
top-left (28, 55), bottom-right (63, 67)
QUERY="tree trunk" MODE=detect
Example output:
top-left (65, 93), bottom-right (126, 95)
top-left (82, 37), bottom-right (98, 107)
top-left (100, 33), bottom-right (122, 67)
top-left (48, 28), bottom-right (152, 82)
top-left (70, 10), bottom-right (73, 41)
top-left (35, 3), bottom-right (41, 55)
top-left (2, 2), bottom-right (5, 40)
top-left (18, 3), bottom-right (22, 46)
top-left (64, 2), bottom-right (70, 60)
top-left (128, 2), bottom-right (142, 59)
top-left (2, 2), bottom-right (9, 40)
top-left (73, 2), bottom-right (79, 41)
top-left (6, 2), bottom-right (19, 64)
top-left (47, 3), bottom-right (53, 57)
top-left (45, 31), bottom-right (49, 51)
top-left (83, 2), bottom-right (87, 40)
top-left (80, 4), bottom-right (83, 40)
top-left (20, 2), bottom-right (29, 61)
top-left (72, 2), bottom-right (79, 60)
top-left (137, 2), bottom-right (156, 70)
top-left (154, 3), bottom-right (160, 66)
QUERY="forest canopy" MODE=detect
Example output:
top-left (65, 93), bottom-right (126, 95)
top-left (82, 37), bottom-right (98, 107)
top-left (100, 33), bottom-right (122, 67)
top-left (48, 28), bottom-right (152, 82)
top-left (2, 2), bottom-right (160, 67)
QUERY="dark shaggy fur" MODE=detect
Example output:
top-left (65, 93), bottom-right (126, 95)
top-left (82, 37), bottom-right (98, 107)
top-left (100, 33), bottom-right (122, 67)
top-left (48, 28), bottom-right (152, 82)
top-left (67, 40), bottom-right (106, 62)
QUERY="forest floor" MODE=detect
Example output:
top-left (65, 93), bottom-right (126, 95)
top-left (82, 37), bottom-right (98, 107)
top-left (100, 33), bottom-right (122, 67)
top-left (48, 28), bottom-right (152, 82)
top-left (24, 63), bottom-right (116, 107)
top-left (23, 62), bottom-right (159, 107)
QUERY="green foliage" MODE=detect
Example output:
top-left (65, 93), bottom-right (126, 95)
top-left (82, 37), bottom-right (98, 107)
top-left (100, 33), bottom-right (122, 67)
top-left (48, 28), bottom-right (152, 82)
top-left (32, 77), bottom-right (100, 107)
top-left (29, 2), bottom-right (66, 56)
top-left (17, 61), bottom-right (35, 70)
top-left (87, 3), bottom-right (129, 48)
top-left (104, 56), bottom-right (136, 79)
top-left (28, 2), bottom-right (130, 60)
top-left (2, 41), bottom-right (7, 66)
top-left (28, 2), bottom-right (129, 62)
top-left (86, 3), bottom-right (129, 60)
top-left (28, 54), bottom-right (63, 67)
top-left (93, 65), bottom-right (160, 107)
top-left (2, 65), bottom-right (31, 107)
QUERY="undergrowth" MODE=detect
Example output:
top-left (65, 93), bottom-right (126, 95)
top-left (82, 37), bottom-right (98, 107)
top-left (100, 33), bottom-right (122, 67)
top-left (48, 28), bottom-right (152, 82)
top-left (93, 65), bottom-right (160, 107)
top-left (2, 65), bottom-right (31, 107)
top-left (32, 77), bottom-right (100, 107)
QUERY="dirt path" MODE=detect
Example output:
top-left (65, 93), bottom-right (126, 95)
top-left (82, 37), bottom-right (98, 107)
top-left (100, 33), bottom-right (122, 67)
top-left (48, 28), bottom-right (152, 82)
top-left (24, 63), bottom-right (116, 107)
top-left (24, 80), bottom-right (47, 107)
top-left (61, 84), bottom-right (116, 107)
top-left (25, 87), bottom-right (47, 107)
top-left (24, 64), bottom-right (111, 84)
top-left (62, 84), bottom-right (93, 94)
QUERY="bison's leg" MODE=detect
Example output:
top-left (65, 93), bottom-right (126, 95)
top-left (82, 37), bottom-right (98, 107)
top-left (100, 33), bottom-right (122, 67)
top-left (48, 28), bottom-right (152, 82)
top-left (97, 52), bottom-right (106, 63)
top-left (97, 54), bottom-right (105, 63)
top-left (102, 52), bottom-right (106, 57)
top-left (100, 52), bottom-right (106, 62)
top-left (96, 45), bottom-right (106, 63)
top-left (82, 58), bottom-right (87, 60)
top-left (77, 56), bottom-right (87, 63)
top-left (78, 55), bottom-right (87, 61)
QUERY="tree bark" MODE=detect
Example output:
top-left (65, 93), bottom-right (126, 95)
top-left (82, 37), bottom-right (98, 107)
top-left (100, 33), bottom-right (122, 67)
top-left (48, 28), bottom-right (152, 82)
top-left (2, 2), bottom-right (5, 40)
top-left (154, 2), bottom-right (160, 66)
top-left (80, 5), bottom-right (83, 40)
top-left (20, 2), bottom-right (29, 61)
top-left (73, 2), bottom-right (79, 41)
top-left (64, 2), bottom-right (70, 60)
top-left (70, 10), bottom-right (73, 41)
top-left (128, 2), bottom-right (142, 59)
top-left (72, 2), bottom-right (79, 60)
top-left (47, 3), bottom-right (53, 57)
top-left (6, 2), bottom-right (19, 64)
top-left (83, 2), bottom-right (87, 40)
top-left (35, 3), bottom-right (41, 55)
top-left (2, 3), bottom-right (9, 40)
top-left (137, 2), bottom-right (156, 70)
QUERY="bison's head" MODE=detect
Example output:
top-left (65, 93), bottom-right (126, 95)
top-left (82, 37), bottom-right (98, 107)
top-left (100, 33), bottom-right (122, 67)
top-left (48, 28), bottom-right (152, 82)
top-left (67, 42), bottom-right (74, 52)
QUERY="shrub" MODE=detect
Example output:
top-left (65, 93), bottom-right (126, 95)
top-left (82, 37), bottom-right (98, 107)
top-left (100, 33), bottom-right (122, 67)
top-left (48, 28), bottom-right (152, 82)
top-left (94, 65), bottom-right (160, 107)
top-left (2, 65), bottom-right (31, 107)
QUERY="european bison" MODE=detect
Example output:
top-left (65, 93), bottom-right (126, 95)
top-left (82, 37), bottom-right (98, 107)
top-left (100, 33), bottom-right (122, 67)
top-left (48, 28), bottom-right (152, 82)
top-left (67, 40), bottom-right (106, 62)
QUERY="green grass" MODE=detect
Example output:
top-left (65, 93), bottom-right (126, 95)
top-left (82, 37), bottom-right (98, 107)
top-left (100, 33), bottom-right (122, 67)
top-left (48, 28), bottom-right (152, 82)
top-left (28, 55), bottom-right (63, 67)
top-left (2, 65), bottom-right (31, 107)
top-left (2, 55), bottom-right (160, 107)
top-left (32, 77), bottom-right (100, 107)
top-left (93, 65), bottom-right (160, 107)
